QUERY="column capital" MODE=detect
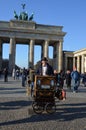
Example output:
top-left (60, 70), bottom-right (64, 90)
top-left (10, 37), bottom-right (16, 39)
top-left (45, 40), bottom-right (50, 42)
top-left (30, 39), bottom-right (35, 45)
top-left (59, 39), bottom-right (63, 43)
top-left (30, 39), bottom-right (35, 41)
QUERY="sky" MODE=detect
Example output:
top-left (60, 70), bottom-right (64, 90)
top-left (0, 0), bottom-right (86, 68)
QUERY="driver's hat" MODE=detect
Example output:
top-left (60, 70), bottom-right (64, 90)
top-left (41, 57), bottom-right (48, 61)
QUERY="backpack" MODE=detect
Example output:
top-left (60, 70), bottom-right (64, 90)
top-left (73, 71), bottom-right (80, 80)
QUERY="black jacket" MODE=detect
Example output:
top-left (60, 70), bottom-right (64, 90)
top-left (36, 63), bottom-right (54, 76)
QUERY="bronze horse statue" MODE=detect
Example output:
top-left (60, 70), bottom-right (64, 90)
top-left (14, 11), bottom-right (18, 19)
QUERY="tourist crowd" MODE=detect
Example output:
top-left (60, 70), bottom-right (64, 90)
top-left (0, 57), bottom-right (86, 94)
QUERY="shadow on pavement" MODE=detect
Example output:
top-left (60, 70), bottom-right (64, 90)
top-left (0, 100), bottom-right (32, 110)
top-left (0, 102), bottom-right (86, 126)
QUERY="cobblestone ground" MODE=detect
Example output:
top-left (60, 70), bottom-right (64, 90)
top-left (0, 76), bottom-right (86, 130)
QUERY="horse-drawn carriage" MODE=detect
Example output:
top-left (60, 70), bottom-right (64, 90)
top-left (31, 75), bottom-right (66, 114)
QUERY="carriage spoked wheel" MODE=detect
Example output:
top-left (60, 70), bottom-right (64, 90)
top-left (45, 103), bottom-right (56, 114)
top-left (32, 101), bottom-right (44, 114)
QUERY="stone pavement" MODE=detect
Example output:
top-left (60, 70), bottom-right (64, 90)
top-left (0, 76), bottom-right (86, 130)
top-left (0, 76), bottom-right (27, 97)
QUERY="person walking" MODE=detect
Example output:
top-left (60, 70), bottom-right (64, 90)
top-left (65, 70), bottom-right (71, 90)
top-left (16, 69), bottom-right (20, 80)
top-left (28, 67), bottom-right (35, 97)
top-left (12, 68), bottom-right (16, 80)
top-left (21, 68), bottom-right (27, 87)
top-left (54, 69), bottom-right (62, 88)
top-left (82, 72), bottom-right (86, 87)
top-left (3, 68), bottom-right (8, 82)
top-left (71, 67), bottom-right (80, 93)
top-left (59, 70), bottom-right (65, 88)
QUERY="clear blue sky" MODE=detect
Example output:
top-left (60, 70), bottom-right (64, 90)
top-left (0, 0), bottom-right (86, 68)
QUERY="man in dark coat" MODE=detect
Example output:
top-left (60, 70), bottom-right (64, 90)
top-left (71, 67), bottom-right (80, 92)
top-left (21, 67), bottom-right (27, 87)
top-left (3, 68), bottom-right (8, 82)
top-left (65, 70), bottom-right (71, 89)
top-left (36, 57), bottom-right (54, 76)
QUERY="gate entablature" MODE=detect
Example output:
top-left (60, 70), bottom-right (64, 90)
top-left (0, 20), bottom-right (66, 42)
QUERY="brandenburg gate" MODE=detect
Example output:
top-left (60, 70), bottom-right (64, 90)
top-left (0, 20), bottom-right (66, 72)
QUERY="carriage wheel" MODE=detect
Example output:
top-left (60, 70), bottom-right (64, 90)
top-left (45, 103), bottom-right (56, 114)
top-left (32, 102), bottom-right (44, 114)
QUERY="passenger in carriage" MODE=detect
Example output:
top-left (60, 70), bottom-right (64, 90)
top-left (36, 57), bottom-right (54, 76)
top-left (54, 69), bottom-right (63, 88)
top-left (54, 69), bottom-right (66, 100)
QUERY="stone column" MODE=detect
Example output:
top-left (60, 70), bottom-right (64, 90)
top-left (58, 40), bottom-right (63, 72)
top-left (0, 39), bottom-right (2, 71)
top-left (85, 56), bottom-right (86, 72)
top-left (81, 54), bottom-right (84, 73)
top-left (54, 43), bottom-right (59, 70)
top-left (29, 39), bottom-right (35, 68)
top-left (77, 56), bottom-right (80, 72)
top-left (9, 38), bottom-right (16, 73)
top-left (41, 45), bottom-right (43, 59)
top-left (43, 40), bottom-right (49, 58)
top-left (53, 44), bottom-right (56, 59)
top-left (53, 44), bottom-right (57, 69)
top-left (65, 55), bottom-right (67, 71)
top-left (73, 57), bottom-right (76, 68)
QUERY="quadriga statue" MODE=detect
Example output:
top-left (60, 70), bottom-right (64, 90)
top-left (14, 4), bottom-right (34, 21)
top-left (19, 11), bottom-right (28, 20)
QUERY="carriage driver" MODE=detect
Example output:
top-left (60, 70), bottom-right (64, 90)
top-left (36, 57), bottom-right (54, 76)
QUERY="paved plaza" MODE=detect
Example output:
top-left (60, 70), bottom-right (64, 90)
top-left (0, 76), bottom-right (86, 130)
